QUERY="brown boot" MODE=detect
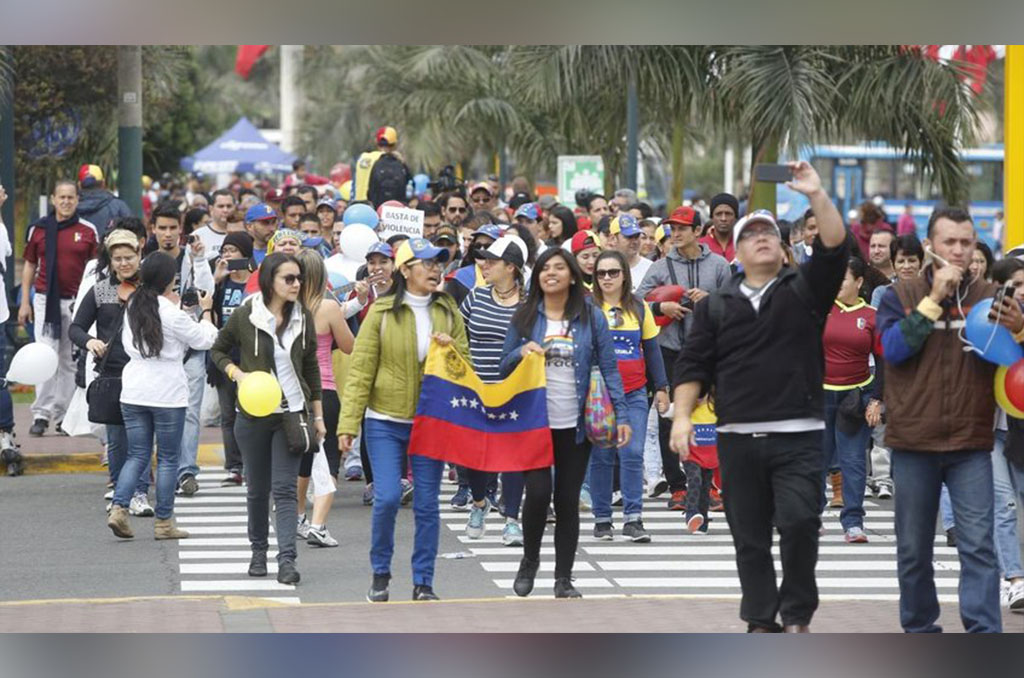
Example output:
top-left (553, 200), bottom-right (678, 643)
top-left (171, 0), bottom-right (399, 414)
top-left (828, 470), bottom-right (844, 508)
top-left (107, 505), bottom-right (134, 539)
top-left (154, 517), bottom-right (189, 540)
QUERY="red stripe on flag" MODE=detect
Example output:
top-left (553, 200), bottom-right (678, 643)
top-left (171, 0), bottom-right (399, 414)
top-left (409, 417), bottom-right (554, 472)
top-left (235, 45), bottom-right (270, 80)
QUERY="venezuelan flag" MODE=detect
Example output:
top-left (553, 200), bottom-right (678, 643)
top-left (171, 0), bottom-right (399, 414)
top-left (409, 344), bottom-right (554, 472)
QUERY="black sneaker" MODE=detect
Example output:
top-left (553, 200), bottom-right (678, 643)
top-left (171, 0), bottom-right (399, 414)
top-left (946, 528), bottom-right (957, 548)
top-left (412, 585), bottom-right (440, 601)
top-left (277, 560), bottom-right (300, 585)
top-left (367, 573), bottom-right (391, 602)
top-left (28, 419), bottom-right (47, 437)
top-left (554, 576), bottom-right (582, 599)
top-left (248, 551), bottom-right (268, 577)
top-left (593, 522), bottom-right (614, 541)
top-left (177, 473), bottom-right (199, 497)
top-left (622, 520), bottom-right (651, 543)
top-left (513, 557), bottom-right (540, 597)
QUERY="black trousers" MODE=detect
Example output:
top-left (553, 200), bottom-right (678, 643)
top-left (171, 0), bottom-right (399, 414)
top-left (216, 380), bottom-right (242, 473)
top-left (658, 345), bottom-right (686, 492)
top-left (521, 428), bottom-right (591, 579)
top-left (719, 430), bottom-right (823, 630)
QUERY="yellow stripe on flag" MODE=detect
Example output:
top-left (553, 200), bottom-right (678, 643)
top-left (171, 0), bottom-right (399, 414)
top-left (425, 343), bottom-right (546, 409)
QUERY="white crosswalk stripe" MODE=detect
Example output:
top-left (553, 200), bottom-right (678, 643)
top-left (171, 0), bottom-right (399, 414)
top-left (173, 471), bottom-right (298, 604)
top-left (440, 491), bottom-right (962, 599)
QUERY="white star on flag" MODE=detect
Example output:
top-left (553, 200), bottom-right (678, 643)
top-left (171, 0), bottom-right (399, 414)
top-left (509, 411), bottom-right (519, 420)
top-left (498, 412), bottom-right (507, 420)
top-left (469, 399), bottom-right (479, 409)
top-left (460, 397), bottom-right (469, 407)
top-left (487, 413), bottom-right (497, 420)
top-left (450, 397), bottom-right (460, 408)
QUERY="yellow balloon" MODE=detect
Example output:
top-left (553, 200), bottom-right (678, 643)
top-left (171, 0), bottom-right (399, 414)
top-left (994, 365), bottom-right (1024, 418)
top-left (238, 371), bottom-right (282, 417)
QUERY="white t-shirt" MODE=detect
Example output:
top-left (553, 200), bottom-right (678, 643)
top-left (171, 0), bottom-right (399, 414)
top-left (543, 318), bottom-right (577, 429)
top-left (630, 256), bottom-right (653, 293)
top-left (273, 338), bottom-right (306, 413)
top-left (192, 224), bottom-right (228, 261)
top-left (739, 277), bottom-right (779, 313)
top-left (121, 296), bottom-right (219, 407)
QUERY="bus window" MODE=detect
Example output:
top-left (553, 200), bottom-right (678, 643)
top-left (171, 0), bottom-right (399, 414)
top-left (897, 162), bottom-right (917, 200)
top-left (864, 159), bottom-right (897, 199)
top-left (967, 162), bottom-right (1001, 202)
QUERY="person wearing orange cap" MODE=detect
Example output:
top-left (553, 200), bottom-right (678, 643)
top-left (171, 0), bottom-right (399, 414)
top-left (77, 164), bottom-right (133, 239)
top-left (367, 126), bottom-right (411, 209)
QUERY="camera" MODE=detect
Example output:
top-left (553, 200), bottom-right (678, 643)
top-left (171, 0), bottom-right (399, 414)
top-left (428, 165), bottom-right (463, 195)
top-left (181, 287), bottom-right (199, 307)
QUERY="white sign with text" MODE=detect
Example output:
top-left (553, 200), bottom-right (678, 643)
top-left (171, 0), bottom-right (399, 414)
top-left (378, 205), bottom-right (424, 241)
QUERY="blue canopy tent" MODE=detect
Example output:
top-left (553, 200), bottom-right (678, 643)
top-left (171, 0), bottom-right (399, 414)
top-left (180, 117), bottom-right (296, 175)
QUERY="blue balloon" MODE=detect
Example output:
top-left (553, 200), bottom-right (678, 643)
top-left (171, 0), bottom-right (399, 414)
top-left (413, 173), bottom-right (430, 196)
top-left (343, 203), bottom-right (379, 229)
top-left (965, 298), bottom-right (1024, 366)
top-left (327, 270), bottom-right (350, 291)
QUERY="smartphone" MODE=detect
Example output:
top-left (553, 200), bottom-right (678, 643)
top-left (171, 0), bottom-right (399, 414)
top-left (754, 163), bottom-right (792, 183)
top-left (187, 234), bottom-right (199, 244)
top-left (994, 281), bottom-right (1014, 308)
top-left (226, 258), bottom-right (252, 271)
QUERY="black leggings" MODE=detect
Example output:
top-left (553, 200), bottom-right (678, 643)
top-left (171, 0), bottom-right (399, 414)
top-left (522, 428), bottom-right (591, 579)
top-left (299, 389), bottom-right (340, 478)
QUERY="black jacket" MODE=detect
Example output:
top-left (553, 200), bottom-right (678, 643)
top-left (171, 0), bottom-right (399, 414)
top-left (69, 276), bottom-right (130, 376)
top-left (674, 238), bottom-right (849, 426)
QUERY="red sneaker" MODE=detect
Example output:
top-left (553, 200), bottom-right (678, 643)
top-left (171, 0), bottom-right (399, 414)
top-left (667, 489), bottom-right (687, 510)
top-left (709, 487), bottom-right (724, 512)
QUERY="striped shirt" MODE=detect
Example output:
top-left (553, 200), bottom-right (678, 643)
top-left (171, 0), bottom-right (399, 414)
top-left (459, 285), bottom-right (520, 383)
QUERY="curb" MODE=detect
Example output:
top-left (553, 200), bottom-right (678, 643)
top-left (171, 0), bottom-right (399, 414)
top-left (12, 444), bottom-right (226, 476)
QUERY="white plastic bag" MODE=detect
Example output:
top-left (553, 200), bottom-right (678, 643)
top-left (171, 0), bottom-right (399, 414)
top-left (60, 387), bottom-right (95, 437)
top-left (311, 441), bottom-right (336, 497)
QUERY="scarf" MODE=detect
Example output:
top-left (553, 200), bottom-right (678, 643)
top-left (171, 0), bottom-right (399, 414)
top-left (41, 211), bottom-right (79, 338)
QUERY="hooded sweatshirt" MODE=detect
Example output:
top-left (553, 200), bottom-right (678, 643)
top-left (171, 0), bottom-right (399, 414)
top-left (635, 243), bottom-right (731, 351)
top-left (77, 188), bottom-right (133, 239)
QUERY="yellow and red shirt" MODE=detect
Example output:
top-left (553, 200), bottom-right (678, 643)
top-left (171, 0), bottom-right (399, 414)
top-left (600, 300), bottom-right (659, 393)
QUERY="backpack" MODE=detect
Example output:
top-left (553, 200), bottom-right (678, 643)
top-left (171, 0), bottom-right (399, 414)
top-left (368, 154), bottom-right (409, 207)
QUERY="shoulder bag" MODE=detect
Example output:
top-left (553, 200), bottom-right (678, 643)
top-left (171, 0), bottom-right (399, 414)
top-left (86, 310), bottom-right (126, 425)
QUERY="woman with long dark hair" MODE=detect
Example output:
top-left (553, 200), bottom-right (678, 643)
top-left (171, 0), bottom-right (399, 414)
top-left (499, 247), bottom-right (630, 598)
top-left (338, 237), bottom-right (469, 602)
top-left (545, 206), bottom-right (578, 248)
top-left (211, 252), bottom-right (324, 586)
top-left (588, 250), bottom-right (669, 542)
top-left (71, 229), bottom-right (151, 517)
top-left (107, 252), bottom-right (218, 540)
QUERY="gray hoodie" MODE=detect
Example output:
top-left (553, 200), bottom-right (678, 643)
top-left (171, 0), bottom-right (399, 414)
top-left (636, 243), bottom-right (730, 351)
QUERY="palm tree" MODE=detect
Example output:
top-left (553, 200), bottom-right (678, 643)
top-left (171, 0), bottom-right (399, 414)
top-left (707, 45), bottom-right (981, 211)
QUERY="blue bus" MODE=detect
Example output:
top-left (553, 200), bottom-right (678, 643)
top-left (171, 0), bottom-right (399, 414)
top-left (777, 143), bottom-right (1004, 248)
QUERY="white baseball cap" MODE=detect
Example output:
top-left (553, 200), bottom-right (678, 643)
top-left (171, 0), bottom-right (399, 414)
top-left (732, 209), bottom-right (782, 249)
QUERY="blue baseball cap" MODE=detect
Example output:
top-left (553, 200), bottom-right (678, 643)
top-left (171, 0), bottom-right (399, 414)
top-left (513, 203), bottom-right (540, 221)
top-left (394, 237), bottom-right (450, 268)
top-left (609, 213), bottom-right (641, 237)
top-left (471, 224), bottom-right (504, 241)
top-left (365, 242), bottom-right (395, 260)
top-left (245, 203), bottom-right (277, 223)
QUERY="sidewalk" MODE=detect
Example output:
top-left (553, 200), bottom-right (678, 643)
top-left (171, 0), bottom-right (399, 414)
top-left (10, 401), bottom-right (224, 474)
top-left (1, 595), bottom-right (1020, 633)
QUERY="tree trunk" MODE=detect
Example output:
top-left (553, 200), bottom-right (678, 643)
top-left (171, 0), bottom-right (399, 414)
top-left (748, 134), bottom-right (779, 214)
top-left (668, 119), bottom-right (685, 212)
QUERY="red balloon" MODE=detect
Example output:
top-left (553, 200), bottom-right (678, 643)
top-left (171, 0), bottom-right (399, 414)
top-left (1005, 359), bottom-right (1024, 412)
top-left (376, 200), bottom-right (405, 218)
top-left (644, 285), bottom-right (687, 327)
top-left (329, 163), bottom-right (351, 184)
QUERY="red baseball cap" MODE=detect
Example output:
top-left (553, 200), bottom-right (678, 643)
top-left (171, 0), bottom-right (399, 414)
top-left (663, 206), bottom-right (699, 228)
top-left (376, 126), bottom-right (398, 146)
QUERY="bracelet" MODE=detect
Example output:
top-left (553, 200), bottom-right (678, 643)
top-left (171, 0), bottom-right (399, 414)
top-left (313, 416), bottom-right (324, 422)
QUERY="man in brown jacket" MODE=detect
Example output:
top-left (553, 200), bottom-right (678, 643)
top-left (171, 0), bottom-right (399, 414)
top-left (876, 206), bottom-right (1024, 633)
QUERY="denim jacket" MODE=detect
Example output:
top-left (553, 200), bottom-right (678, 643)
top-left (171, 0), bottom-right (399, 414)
top-left (500, 299), bottom-right (629, 444)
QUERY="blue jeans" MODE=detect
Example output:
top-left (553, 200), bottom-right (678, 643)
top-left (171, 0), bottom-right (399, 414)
top-left (116, 404), bottom-right (186, 520)
top-left (177, 350), bottom-right (205, 480)
top-left (107, 423), bottom-right (150, 495)
top-left (0, 329), bottom-right (14, 430)
top-left (940, 484), bottom-right (955, 530)
top-left (892, 449), bottom-right (1001, 633)
top-left (364, 418), bottom-right (444, 586)
top-left (822, 388), bottom-right (871, 530)
top-left (991, 430), bottom-right (1024, 579)
top-left (591, 388), bottom-right (648, 523)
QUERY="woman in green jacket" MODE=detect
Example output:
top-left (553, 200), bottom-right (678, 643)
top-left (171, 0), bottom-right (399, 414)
top-left (211, 252), bottom-right (324, 587)
top-left (339, 237), bottom-right (469, 603)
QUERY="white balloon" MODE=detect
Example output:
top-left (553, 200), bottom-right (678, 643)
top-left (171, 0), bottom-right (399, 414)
top-left (338, 224), bottom-right (379, 262)
top-left (7, 342), bottom-right (58, 386)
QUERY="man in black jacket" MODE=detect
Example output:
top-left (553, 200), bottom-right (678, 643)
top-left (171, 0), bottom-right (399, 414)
top-left (670, 161), bottom-right (848, 633)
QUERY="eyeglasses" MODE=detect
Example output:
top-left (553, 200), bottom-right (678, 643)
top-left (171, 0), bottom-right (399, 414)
top-left (446, 206), bottom-right (468, 214)
top-left (280, 274), bottom-right (304, 285)
top-left (595, 269), bottom-right (623, 279)
top-left (410, 258), bottom-right (443, 270)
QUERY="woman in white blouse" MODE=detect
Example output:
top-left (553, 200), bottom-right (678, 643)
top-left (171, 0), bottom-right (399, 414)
top-left (107, 252), bottom-right (218, 540)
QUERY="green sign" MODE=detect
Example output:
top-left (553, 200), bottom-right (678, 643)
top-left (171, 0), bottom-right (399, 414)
top-left (557, 155), bottom-right (605, 205)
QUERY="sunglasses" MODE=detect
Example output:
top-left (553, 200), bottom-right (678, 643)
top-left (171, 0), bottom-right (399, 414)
top-left (470, 197), bottom-right (490, 205)
top-left (280, 274), bottom-right (304, 285)
top-left (447, 206), bottom-right (468, 214)
top-left (595, 269), bottom-right (623, 279)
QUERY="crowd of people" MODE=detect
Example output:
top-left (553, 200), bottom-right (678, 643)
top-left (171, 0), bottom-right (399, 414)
top-left (3, 124), bottom-right (1024, 632)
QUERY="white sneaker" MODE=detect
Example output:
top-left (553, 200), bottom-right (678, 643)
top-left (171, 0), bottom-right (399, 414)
top-left (104, 489), bottom-right (114, 501)
top-left (876, 483), bottom-right (893, 500)
top-left (297, 513), bottom-right (311, 539)
top-left (307, 524), bottom-right (338, 547)
top-left (1008, 580), bottom-right (1024, 612)
top-left (129, 493), bottom-right (154, 517)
